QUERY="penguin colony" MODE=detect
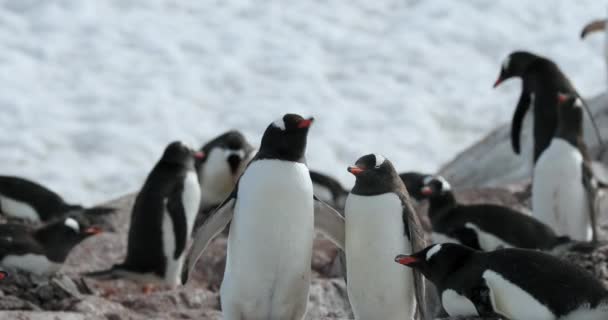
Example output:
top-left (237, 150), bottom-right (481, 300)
top-left (0, 16), bottom-right (608, 320)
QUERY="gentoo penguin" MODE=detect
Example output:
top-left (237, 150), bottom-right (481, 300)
top-left (0, 176), bottom-right (115, 223)
top-left (494, 51), bottom-right (580, 164)
top-left (345, 154), bottom-right (427, 320)
top-left (533, 94), bottom-right (600, 242)
top-left (196, 130), bottom-right (254, 211)
top-left (0, 216), bottom-right (103, 275)
top-left (422, 176), bottom-right (569, 251)
top-left (581, 17), bottom-right (608, 84)
top-left (182, 114), bottom-right (345, 320)
top-left (395, 243), bottom-right (608, 319)
top-left (86, 141), bottom-right (203, 287)
top-left (399, 171), bottom-right (432, 201)
top-left (309, 170), bottom-right (348, 210)
top-left (0, 270), bottom-right (7, 280)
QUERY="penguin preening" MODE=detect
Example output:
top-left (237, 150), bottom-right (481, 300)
top-left (533, 94), bottom-right (603, 242)
top-left (85, 141), bottom-right (203, 287)
top-left (494, 51), bottom-right (578, 164)
top-left (0, 216), bottom-right (103, 275)
top-left (344, 154), bottom-right (427, 320)
top-left (581, 16), bottom-right (608, 85)
top-left (421, 176), bottom-right (570, 251)
top-left (182, 114), bottom-right (345, 320)
top-left (196, 130), bottom-right (254, 211)
top-left (396, 243), bottom-right (608, 320)
top-left (0, 176), bottom-right (115, 223)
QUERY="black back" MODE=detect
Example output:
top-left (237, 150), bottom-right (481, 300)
top-left (401, 244), bottom-right (608, 317)
top-left (399, 172), bottom-right (432, 201)
top-left (495, 51), bottom-right (577, 163)
top-left (0, 216), bottom-right (98, 263)
top-left (423, 177), bottom-right (564, 250)
top-left (120, 141), bottom-right (197, 277)
top-left (196, 130), bottom-right (253, 174)
top-left (0, 176), bottom-right (80, 221)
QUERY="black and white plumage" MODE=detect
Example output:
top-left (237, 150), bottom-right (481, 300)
top-left (396, 243), bottom-right (608, 319)
top-left (0, 216), bottom-right (102, 275)
top-left (0, 176), bottom-right (115, 223)
top-left (399, 171), bottom-right (432, 201)
top-left (533, 94), bottom-right (603, 242)
top-left (422, 175), bottom-right (569, 251)
top-left (85, 141), bottom-right (202, 286)
top-left (493, 51), bottom-right (578, 164)
top-left (344, 154), bottom-right (428, 320)
top-left (196, 130), bottom-right (254, 211)
top-left (183, 114), bottom-right (344, 320)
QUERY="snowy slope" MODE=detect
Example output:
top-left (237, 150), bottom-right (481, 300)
top-left (0, 0), bottom-right (606, 205)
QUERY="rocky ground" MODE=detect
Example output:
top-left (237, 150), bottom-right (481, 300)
top-left (2, 94), bottom-right (608, 319)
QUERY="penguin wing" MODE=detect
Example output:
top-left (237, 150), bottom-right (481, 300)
top-left (400, 193), bottom-right (429, 320)
top-left (166, 182), bottom-right (188, 259)
top-left (313, 196), bottom-right (345, 249)
top-left (0, 225), bottom-right (42, 257)
top-left (511, 90), bottom-right (531, 155)
top-left (182, 192), bottom-right (235, 284)
top-left (582, 161), bottom-right (600, 242)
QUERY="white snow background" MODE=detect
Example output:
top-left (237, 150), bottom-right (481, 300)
top-left (0, 0), bottom-right (606, 206)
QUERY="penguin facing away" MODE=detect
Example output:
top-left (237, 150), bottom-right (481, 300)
top-left (0, 176), bottom-right (115, 223)
top-left (196, 130), bottom-right (254, 211)
top-left (395, 243), bottom-right (608, 320)
top-left (421, 176), bottom-right (569, 251)
top-left (345, 154), bottom-right (427, 320)
top-left (533, 94), bottom-right (599, 242)
top-left (0, 216), bottom-right (103, 275)
top-left (85, 141), bottom-right (203, 287)
top-left (182, 114), bottom-right (345, 320)
top-left (494, 51), bottom-right (578, 164)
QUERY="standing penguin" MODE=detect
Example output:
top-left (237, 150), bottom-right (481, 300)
top-left (196, 130), bottom-right (254, 211)
top-left (395, 243), bottom-right (608, 319)
top-left (85, 141), bottom-right (203, 287)
top-left (581, 15), bottom-right (608, 86)
top-left (493, 51), bottom-right (578, 163)
top-left (345, 154), bottom-right (427, 320)
top-left (182, 114), bottom-right (345, 320)
top-left (421, 176), bottom-right (569, 251)
top-left (0, 176), bottom-right (115, 223)
top-left (0, 216), bottom-right (103, 275)
top-left (533, 94), bottom-right (600, 241)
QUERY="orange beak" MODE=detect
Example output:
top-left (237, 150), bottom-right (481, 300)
top-left (420, 186), bottom-right (433, 196)
top-left (297, 118), bottom-right (314, 129)
top-left (347, 166), bottom-right (364, 175)
top-left (194, 151), bottom-right (205, 160)
top-left (395, 255), bottom-right (418, 266)
top-left (84, 226), bottom-right (103, 236)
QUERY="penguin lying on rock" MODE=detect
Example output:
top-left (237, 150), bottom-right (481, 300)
top-left (0, 175), bottom-right (115, 224)
top-left (0, 216), bottom-right (103, 276)
top-left (396, 243), bottom-right (608, 320)
top-left (422, 175), bottom-right (571, 251)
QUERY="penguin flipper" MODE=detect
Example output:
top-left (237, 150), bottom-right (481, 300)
top-left (469, 283), bottom-right (500, 317)
top-left (582, 162), bottom-right (600, 243)
top-left (167, 184), bottom-right (189, 259)
top-left (182, 195), bottom-right (235, 284)
top-left (313, 196), bottom-right (345, 250)
top-left (511, 91), bottom-right (531, 155)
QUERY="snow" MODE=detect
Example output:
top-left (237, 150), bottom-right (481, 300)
top-left (0, 0), bottom-right (606, 206)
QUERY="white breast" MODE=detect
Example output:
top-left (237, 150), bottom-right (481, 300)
top-left (220, 160), bottom-right (314, 318)
top-left (199, 148), bottom-right (234, 206)
top-left (442, 289), bottom-right (479, 317)
top-left (162, 171), bottom-right (201, 286)
top-left (2, 254), bottom-right (61, 275)
top-left (464, 223), bottom-right (513, 251)
top-left (0, 195), bottom-right (40, 222)
top-left (562, 303), bottom-right (608, 320)
top-left (483, 270), bottom-right (554, 320)
top-left (345, 192), bottom-right (415, 320)
top-left (533, 139), bottom-right (590, 241)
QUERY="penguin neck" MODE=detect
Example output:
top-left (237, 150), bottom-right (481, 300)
top-left (34, 228), bottom-right (80, 263)
top-left (427, 192), bottom-right (457, 223)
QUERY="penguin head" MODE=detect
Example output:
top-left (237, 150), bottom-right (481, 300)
top-left (399, 172), bottom-right (432, 201)
top-left (40, 217), bottom-right (104, 244)
top-left (420, 175), bottom-right (451, 198)
top-left (348, 154), bottom-right (402, 195)
top-left (199, 130), bottom-right (253, 175)
top-left (395, 243), bottom-right (475, 284)
top-left (161, 141), bottom-right (205, 168)
top-left (580, 19), bottom-right (606, 39)
top-left (493, 51), bottom-right (539, 87)
top-left (259, 114), bottom-right (314, 162)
